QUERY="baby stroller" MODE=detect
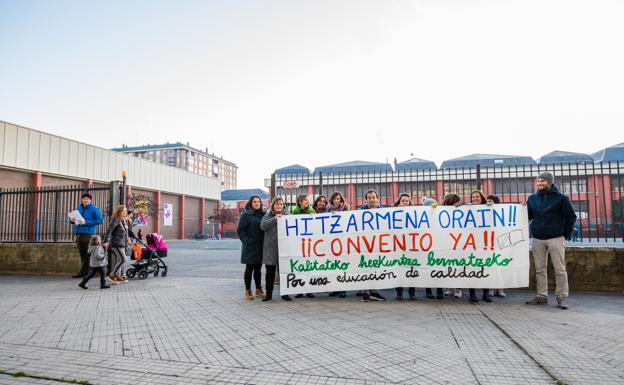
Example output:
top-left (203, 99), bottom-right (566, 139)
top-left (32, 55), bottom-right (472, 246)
top-left (126, 233), bottom-right (168, 279)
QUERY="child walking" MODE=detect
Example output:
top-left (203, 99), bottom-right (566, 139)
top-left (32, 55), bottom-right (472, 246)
top-left (78, 235), bottom-right (111, 290)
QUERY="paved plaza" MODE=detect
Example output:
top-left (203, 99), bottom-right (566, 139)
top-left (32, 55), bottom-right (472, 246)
top-left (0, 240), bottom-right (623, 385)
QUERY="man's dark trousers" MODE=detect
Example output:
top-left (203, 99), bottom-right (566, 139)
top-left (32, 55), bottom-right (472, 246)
top-left (76, 234), bottom-right (92, 276)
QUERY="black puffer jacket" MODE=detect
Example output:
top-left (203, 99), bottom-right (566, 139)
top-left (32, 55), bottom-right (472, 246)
top-left (237, 206), bottom-right (266, 264)
top-left (527, 184), bottom-right (577, 240)
top-left (104, 219), bottom-right (136, 247)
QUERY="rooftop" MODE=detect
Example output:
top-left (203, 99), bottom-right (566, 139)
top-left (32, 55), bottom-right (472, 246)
top-left (112, 142), bottom-right (237, 167)
top-left (221, 188), bottom-right (268, 201)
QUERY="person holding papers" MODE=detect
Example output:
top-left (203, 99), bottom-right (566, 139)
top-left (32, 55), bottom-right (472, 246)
top-left (70, 193), bottom-right (103, 278)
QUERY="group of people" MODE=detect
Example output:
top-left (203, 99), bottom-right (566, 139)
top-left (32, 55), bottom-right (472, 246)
top-left (70, 193), bottom-right (138, 289)
top-left (238, 171), bottom-right (577, 309)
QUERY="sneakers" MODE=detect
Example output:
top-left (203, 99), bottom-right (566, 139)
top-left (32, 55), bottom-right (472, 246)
top-left (361, 293), bottom-right (370, 302)
top-left (100, 285), bottom-right (111, 289)
top-left (454, 289), bottom-right (462, 299)
top-left (305, 293), bottom-right (315, 298)
top-left (338, 291), bottom-right (346, 298)
top-left (295, 294), bottom-right (304, 298)
top-left (115, 275), bottom-right (128, 283)
top-left (526, 296), bottom-right (548, 305)
top-left (106, 275), bottom-right (119, 284)
top-left (244, 290), bottom-right (254, 300)
top-left (369, 292), bottom-right (386, 301)
top-left (255, 289), bottom-right (265, 299)
top-left (557, 297), bottom-right (569, 310)
top-left (78, 282), bottom-right (87, 290)
top-left (281, 295), bottom-right (292, 301)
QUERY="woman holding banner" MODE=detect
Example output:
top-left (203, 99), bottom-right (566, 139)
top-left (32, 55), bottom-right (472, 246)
top-left (394, 193), bottom-right (417, 300)
top-left (292, 194), bottom-right (315, 298)
top-left (328, 191), bottom-right (349, 298)
top-left (422, 197), bottom-right (444, 300)
top-left (358, 189), bottom-right (386, 302)
top-left (486, 194), bottom-right (506, 298)
top-left (442, 194), bottom-right (464, 300)
top-left (468, 191), bottom-right (493, 303)
top-left (260, 197), bottom-right (290, 302)
top-left (237, 195), bottom-right (266, 301)
top-left (312, 195), bottom-right (329, 213)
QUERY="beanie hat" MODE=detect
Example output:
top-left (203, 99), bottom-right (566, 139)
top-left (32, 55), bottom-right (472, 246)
top-left (537, 172), bottom-right (554, 185)
top-left (81, 193), bottom-right (93, 200)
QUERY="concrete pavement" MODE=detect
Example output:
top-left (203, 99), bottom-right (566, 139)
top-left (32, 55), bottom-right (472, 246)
top-left (0, 240), bottom-right (622, 385)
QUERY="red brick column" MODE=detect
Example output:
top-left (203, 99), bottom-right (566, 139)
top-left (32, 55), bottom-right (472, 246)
top-left (347, 183), bottom-right (356, 209)
top-left (30, 172), bottom-right (43, 241)
top-left (179, 194), bottom-right (186, 239)
top-left (436, 181), bottom-right (445, 203)
top-left (154, 191), bottom-right (161, 234)
top-left (390, 182), bottom-right (400, 205)
top-left (199, 198), bottom-right (205, 237)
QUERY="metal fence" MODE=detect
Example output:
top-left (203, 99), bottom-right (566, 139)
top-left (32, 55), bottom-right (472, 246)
top-left (271, 161), bottom-right (624, 243)
top-left (0, 183), bottom-right (114, 243)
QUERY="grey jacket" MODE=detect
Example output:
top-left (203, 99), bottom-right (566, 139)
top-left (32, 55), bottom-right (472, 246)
top-left (88, 244), bottom-right (107, 268)
top-left (261, 212), bottom-right (285, 266)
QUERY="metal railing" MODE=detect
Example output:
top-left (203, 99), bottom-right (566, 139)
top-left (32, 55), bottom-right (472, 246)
top-left (0, 184), bottom-right (114, 243)
top-left (271, 161), bottom-right (624, 243)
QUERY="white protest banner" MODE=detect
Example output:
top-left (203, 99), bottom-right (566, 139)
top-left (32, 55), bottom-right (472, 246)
top-left (277, 204), bottom-right (529, 295)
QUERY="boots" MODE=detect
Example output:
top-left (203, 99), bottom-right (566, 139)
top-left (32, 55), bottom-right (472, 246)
top-left (255, 288), bottom-right (265, 299)
top-left (244, 290), bottom-right (254, 300)
top-left (469, 289), bottom-right (479, 303)
top-left (482, 290), bottom-right (492, 303)
top-left (262, 290), bottom-right (272, 302)
top-left (436, 288), bottom-right (444, 299)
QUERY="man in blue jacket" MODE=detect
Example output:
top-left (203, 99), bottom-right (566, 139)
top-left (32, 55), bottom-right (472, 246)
top-left (525, 172), bottom-right (577, 309)
top-left (71, 193), bottom-right (104, 278)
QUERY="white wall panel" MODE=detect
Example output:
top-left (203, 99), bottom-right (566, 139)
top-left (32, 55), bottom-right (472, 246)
top-left (27, 130), bottom-right (40, 170)
top-left (59, 139), bottom-right (70, 175)
top-left (48, 135), bottom-right (60, 174)
top-left (0, 122), bottom-right (5, 159)
top-left (3, 123), bottom-right (17, 165)
top-left (39, 134), bottom-right (51, 173)
top-left (16, 126), bottom-right (29, 168)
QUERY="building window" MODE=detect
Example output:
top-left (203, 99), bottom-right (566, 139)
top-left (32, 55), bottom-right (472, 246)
top-left (559, 177), bottom-right (587, 194)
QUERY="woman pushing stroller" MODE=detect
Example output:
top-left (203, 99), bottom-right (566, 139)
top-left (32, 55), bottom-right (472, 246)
top-left (103, 205), bottom-right (137, 284)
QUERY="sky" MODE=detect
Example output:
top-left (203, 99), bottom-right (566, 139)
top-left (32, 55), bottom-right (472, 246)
top-left (1, 0), bottom-right (623, 189)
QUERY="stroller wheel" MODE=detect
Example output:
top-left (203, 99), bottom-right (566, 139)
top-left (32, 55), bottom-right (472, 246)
top-left (154, 270), bottom-right (159, 277)
top-left (161, 270), bottom-right (167, 277)
top-left (126, 268), bottom-right (136, 278)
top-left (138, 270), bottom-right (148, 280)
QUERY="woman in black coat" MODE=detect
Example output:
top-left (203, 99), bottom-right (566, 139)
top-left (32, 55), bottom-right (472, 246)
top-left (237, 195), bottom-right (266, 300)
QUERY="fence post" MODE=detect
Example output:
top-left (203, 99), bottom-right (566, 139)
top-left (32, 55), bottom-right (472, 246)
top-left (476, 164), bottom-right (482, 191)
top-left (319, 171), bottom-right (323, 196)
top-left (109, 181), bottom-right (121, 218)
top-left (270, 173), bottom-right (276, 201)
top-left (53, 190), bottom-right (60, 242)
